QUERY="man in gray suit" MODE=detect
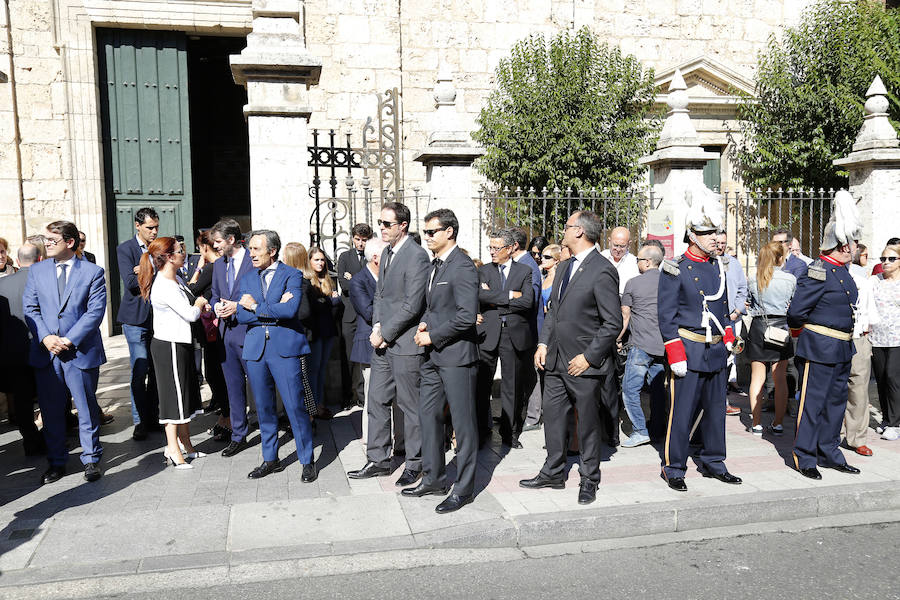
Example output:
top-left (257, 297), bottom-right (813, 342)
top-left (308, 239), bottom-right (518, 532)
top-left (0, 243), bottom-right (45, 455)
top-left (403, 208), bottom-right (480, 513)
top-left (520, 211), bottom-right (622, 505)
top-left (348, 202), bottom-right (429, 486)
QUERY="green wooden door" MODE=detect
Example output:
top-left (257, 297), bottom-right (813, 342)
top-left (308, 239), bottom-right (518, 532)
top-left (98, 29), bottom-right (194, 250)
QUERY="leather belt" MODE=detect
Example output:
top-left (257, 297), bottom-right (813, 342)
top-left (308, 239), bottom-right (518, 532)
top-left (678, 328), bottom-right (722, 344)
top-left (804, 323), bottom-right (852, 341)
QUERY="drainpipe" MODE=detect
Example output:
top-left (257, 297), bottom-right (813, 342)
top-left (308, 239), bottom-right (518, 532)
top-left (3, 0), bottom-right (26, 242)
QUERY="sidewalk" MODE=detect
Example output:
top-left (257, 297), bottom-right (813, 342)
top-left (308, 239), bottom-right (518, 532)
top-left (1, 335), bottom-right (899, 592)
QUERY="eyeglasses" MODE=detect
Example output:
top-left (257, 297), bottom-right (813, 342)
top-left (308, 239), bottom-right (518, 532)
top-left (880, 256), bottom-right (899, 263)
top-left (377, 219), bottom-right (400, 228)
top-left (564, 224), bottom-right (580, 230)
top-left (488, 244), bottom-right (511, 253)
top-left (45, 238), bottom-right (64, 247)
top-left (541, 254), bottom-right (554, 260)
top-left (637, 257), bottom-right (653, 262)
top-left (422, 227), bottom-right (448, 237)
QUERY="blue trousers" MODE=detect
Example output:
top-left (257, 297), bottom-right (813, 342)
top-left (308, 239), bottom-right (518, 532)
top-left (221, 328), bottom-right (250, 442)
top-left (36, 357), bottom-right (102, 467)
top-left (622, 347), bottom-right (666, 438)
top-left (246, 346), bottom-right (313, 465)
top-left (793, 358), bottom-right (850, 470)
top-left (663, 368), bottom-right (728, 479)
top-left (122, 323), bottom-right (156, 425)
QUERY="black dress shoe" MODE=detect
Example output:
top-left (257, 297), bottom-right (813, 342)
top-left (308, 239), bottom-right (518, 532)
top-left (41, 466), bottom-right (66, 485)
top-left (519, 473), bottom-right (565, 489)
top-left (83, 463), bottom-right (102, 482)
top-left (301, 462), bottom-right (318, 483)
top-left (395, 468), bottom-right (422, 487)
top-left (247, 460), bottom-right (285, 479)
top-left (799, 467), bottom-right (822, 480)
top-left (661, 472), bottom-right (688, 491)
top-left (701, 470), bottom-right (743, 484)
top-left (822, 463), bottom-right (860, 474)
top-left (435, 493), bottom-right (473, 514)
top-left (347, 461), bottom-right (391, 479)
top-left (132, 423), bottom-right (148, 441)
top-left (578, 479), bottom-right (598, 505)
top-left (401, 482), bottom-right (450, 497)
top-left (221, 438), bottom-right (248, 458)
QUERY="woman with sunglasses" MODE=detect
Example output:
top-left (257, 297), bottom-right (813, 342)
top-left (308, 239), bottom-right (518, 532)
top-left (528, 236), bottom-right (550, 264)
top-left (538, 244), bottom-right (562, 317)
top-left (870, 241), bottom-right (900, 441)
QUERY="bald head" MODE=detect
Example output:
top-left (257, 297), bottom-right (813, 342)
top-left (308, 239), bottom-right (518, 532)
top-left (608, 227), bottom-right (631, 261)
top-left (17, 243), bottom-right (41, 267)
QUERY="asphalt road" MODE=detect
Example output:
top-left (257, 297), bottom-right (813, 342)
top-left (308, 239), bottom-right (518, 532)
top-left (108, 522), bottom-right (900, 600)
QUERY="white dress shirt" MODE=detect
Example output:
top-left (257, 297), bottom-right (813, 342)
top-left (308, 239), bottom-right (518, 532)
top-left (599, 249), bottom-right (639, 295)
top-left (151, 276), bottom-right (201, 344)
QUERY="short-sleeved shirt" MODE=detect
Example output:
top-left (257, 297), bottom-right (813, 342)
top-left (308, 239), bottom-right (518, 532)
top-left (622, 268), bottom-right (664, 356)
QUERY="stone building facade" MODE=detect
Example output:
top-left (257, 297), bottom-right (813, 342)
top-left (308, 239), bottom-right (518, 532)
top-left (1, 0), bottom-right (815, 320)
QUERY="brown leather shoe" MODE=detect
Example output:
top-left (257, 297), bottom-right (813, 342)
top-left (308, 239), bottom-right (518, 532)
top-left (854, 445), bottom-right (873, 456)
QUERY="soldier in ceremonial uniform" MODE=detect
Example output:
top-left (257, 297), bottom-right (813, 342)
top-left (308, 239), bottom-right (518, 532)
top-left (787, 190), bottom-right (861, 479)
top-left (658, 188), bottom-right (742, 492)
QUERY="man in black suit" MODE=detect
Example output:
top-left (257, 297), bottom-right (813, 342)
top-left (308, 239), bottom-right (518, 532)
top-left (336, 223), bottom-right (373, 409)
top-left (348, 202), bottom-right (429, 486)
top-left (403, 208), bottom-right (480, 513)
top-left (476, 228), bottom-right (535, 448)
top-left (115, 207), bottom-right (160, 440)
top-left (520, 211), bottom-right (622, 505)
top-left (77, 231), bottom-right (96, 264)
top-left (0, 243), bottom-right (45, 455)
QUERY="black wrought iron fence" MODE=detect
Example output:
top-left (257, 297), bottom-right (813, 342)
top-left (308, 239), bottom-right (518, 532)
top-left (479, 186), bottom-right (653, 253)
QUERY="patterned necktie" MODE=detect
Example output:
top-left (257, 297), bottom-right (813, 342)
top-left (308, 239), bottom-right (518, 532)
top-left (226, 258), bottom-right (235, 294)
top-left (57, 263), bottom-right (68, 302)
top-left (499, 263), bottom-right (507, 289)
top-left (260, 269), bottom-right (270, 296)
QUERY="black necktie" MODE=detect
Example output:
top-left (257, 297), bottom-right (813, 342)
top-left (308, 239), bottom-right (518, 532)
top-left (558, 259), bottom-right (573, 299)
top-left (383, 247), bottom-right (394, 275)
top-left (358, 250), bottom-right (366, 269)
top-left (430, 257), bottom-right (443, 289)
top-left (57, 263), bottom-right (68, 301)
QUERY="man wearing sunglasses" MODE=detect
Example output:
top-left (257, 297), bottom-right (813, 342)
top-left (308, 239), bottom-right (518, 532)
top-left (348, 202), bottom-right (430, 487)
top-left (787, 190), bottom-right (862, 480)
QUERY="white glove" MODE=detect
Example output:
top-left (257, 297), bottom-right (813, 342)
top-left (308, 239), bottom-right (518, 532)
top-left (725, 341), bottom-right (733, 353)
top-left (670, 361), bottom-right (687, 378)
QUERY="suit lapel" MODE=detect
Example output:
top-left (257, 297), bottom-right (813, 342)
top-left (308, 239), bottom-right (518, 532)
top-left (559, 252), bottom-right (595, 305)
top-left (266, 264), bottom-right (287, 302)
top-left (59, 257), bottom-right (81, 310)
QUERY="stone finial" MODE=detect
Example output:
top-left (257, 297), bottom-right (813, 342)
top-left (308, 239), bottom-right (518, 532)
top-left (656, 68), bottom-right (700, 149)
top-left (434, 64), bottom-right (457, 107)
top-left (428, 65), bottom-right (468, 146)
top-left (852, 74), bottom-right (899, 151)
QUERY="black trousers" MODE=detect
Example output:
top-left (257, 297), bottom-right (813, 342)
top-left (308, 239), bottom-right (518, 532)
top-left (873, 346), bottom-right (900, 428)
top-left (540, 369), bottom-right (603, 483)
top-left (0, 365), bottom-right (40, 444)
top-left (475, 347), bottom-right (498, 443)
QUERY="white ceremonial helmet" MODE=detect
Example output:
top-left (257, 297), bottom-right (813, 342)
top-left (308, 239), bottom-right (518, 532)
top-left (683, 185), bottom-right (725, 243)
top-left (820, 190), bottom-right (862, 252)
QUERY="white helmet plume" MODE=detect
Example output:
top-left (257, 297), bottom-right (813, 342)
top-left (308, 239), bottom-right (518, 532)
top-left (684, 185), bottom-right (724, 233)
top-left (820, 190), bottom-right (861, 251)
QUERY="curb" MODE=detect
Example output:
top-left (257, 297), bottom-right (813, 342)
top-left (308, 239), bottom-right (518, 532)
top-left (2, 480), bottom-right (900, 597)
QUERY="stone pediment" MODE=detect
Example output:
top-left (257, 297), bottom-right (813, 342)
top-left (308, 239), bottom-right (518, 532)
top-left (654, 57), bottom-right (755, 117)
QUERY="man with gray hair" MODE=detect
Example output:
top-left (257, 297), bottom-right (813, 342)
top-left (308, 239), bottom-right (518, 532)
top-left (617, 241), bottom-right (667, 447)
top-left (0, 243), bottom-right (45, 455)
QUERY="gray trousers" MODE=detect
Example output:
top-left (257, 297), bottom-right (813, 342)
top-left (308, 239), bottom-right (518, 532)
top-left (842, 335), bottom-right (871, 448)
top-left (524, 368), bottom-right (542, 425)
top-left (367, 350), bottom-right (422, 470)
top-left (420, 359), bottom-right (479, 496)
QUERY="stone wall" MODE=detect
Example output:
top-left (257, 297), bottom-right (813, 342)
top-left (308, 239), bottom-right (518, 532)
top-left (1, 0), bottom-right (814, 256)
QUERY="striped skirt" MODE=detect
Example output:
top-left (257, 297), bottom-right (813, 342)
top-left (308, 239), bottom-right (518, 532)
top-left (151, 337), bottom-right (202, 425)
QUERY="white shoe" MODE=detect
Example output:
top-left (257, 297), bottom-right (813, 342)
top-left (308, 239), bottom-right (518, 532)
top-left (881, 427), bottom-right (900, 441)
top-left (184, 451), bottom-right (207, 460)
top-left (770, 424), bottom-right (784, 435)
top-left (750, 425), bottom-right (764, 435)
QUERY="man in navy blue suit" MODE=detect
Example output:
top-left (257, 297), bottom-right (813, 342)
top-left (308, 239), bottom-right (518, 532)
top-left (237, 230), bottom-right (317, 482)
top-left (24, 220), bottom-right (107, 484)
top-left (510, 228), bottom-right (544, 431)
top-left (116, 207), bottom-right (159, 440)
top-left (210, 218), bottom-right (255, 457)
top-left (787, 190), bottom-right (861, 480)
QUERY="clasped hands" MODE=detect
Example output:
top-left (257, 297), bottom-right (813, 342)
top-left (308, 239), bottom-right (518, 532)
top-left (42, 335), bottom-right (73, 356)
top-left (413, 322), bottom-right (431, 347)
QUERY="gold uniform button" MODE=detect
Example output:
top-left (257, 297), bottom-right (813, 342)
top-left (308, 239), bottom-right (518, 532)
top-left (694, 277), bottom-right (699, 281)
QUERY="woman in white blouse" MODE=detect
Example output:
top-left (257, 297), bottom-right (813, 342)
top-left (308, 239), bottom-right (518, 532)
top-left (138, 237), bottom-right (210, 468)
top-left (870, 241), bottom-right (900, 441)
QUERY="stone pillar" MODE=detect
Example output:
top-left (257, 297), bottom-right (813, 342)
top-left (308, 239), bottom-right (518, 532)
top-left (413, 67), bottom-right (485, 256)
top-left (833, 75), bottom-right (900, 256)
top-left (639, 68), bottom-right (718, 258)
top-left (230, 0), bottom-right (321, 242)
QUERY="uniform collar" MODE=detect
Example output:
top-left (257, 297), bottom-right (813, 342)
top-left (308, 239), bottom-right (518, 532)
top-left (684, 248), bottom-right (710, 262)
top-left (819, 254), bottom-right (842, 266)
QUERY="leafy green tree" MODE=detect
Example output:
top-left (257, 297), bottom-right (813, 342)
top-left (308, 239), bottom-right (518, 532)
top-left (735, 0), bottom-right (900, 190)
top-left (472, 27), bottom-right (660, 193)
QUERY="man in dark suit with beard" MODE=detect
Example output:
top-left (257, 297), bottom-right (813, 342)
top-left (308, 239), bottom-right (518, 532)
top-left (520, 210), bottom-right (622, 505)
top-left (476, 228), bottom-right (535, 448)
top-left (403, 208), bottom-right (480, 514)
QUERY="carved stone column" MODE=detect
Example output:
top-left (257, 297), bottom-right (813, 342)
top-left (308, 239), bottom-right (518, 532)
top-left (639, 69), bottom-right (718, 257)
top-left (413, 67), bottom-right (485, 256)
top-left (231, 0), bottom-right (321, 241)
top-left (833, 75), bottom-right (900, 256)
